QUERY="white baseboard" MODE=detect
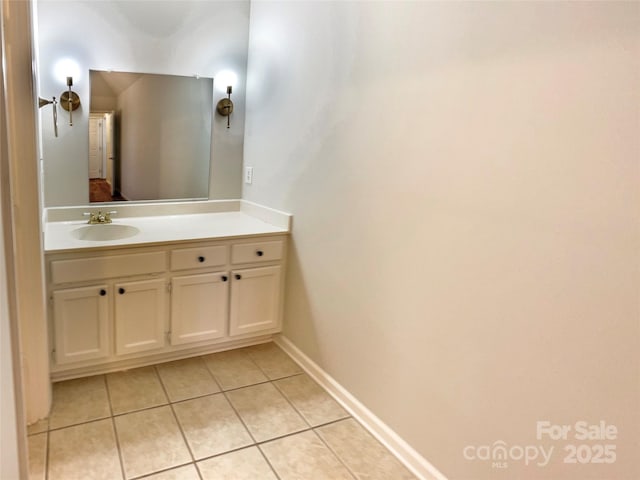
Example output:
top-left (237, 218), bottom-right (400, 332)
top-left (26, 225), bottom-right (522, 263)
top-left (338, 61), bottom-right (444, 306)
top-left (274, 335), bottom-right (448, 480)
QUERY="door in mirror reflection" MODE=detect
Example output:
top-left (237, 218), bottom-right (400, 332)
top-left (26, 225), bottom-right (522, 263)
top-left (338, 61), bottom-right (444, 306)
top-left (89, 70), bottom-right (213, 203)
top-left (89, 112), bottom-right (120, 202)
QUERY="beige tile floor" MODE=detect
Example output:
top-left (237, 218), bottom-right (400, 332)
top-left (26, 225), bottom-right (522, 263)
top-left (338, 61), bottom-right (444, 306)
top-left (27, 342), bottom-right (416, 480)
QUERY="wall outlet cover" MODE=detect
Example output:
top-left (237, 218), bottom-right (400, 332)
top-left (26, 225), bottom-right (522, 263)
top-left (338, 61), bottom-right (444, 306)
top-left (244, 166), bottom-right (253, 184)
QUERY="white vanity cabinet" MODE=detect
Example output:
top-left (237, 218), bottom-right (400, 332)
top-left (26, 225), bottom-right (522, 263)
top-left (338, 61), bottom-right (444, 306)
top-left (114, 278), bottom-right (167, 355)
top-left (168, 239), bottom-right (285, 343)
top-left (46, 234), bottom-right (287, 380)
top-left (230, 266), bottom-right (282, 336)
top-left (52, 284), bottom-right (110, 365)
top-left (168, 244), bottom-right (229, 346)
top-left (228, 240), bottom-right (284, 335)
top-left (170, 272), bottom-right (229, 345)
top-left (49, 251), bottom-right (167, 367)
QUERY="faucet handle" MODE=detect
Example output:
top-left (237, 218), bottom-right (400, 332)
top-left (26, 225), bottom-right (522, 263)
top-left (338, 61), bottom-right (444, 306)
top-left (105, 211), bottom-right (117, 222)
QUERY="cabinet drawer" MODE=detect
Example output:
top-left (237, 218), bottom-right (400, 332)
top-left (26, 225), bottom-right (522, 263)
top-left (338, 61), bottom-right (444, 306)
top-left (171, 245), bottom-right (227, 271)
top-left (51, 252), bottom-right (166, 285)
top-left (231, 240), bottom-right (283, 264)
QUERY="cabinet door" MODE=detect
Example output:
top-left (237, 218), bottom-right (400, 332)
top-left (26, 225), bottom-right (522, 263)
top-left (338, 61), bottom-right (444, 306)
top-left (171, 272), bottom-right (228, 345)
top-left (229, 266), bottom-right (281, 336)
top-left (115, 278), bottom-right (166, 355)
top-left (53, 285), bottom-right (109, 365)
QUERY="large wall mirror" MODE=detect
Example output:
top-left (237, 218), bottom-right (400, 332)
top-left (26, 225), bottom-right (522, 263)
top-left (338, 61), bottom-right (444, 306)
top-left (36, 0), bottom-right (250, 207)
top-left (89, 70), bottom-right (213, 203)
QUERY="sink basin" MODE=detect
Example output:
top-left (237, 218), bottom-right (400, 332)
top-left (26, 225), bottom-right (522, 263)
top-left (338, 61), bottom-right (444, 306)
top-left (71, 224), bottom-right (140, 241)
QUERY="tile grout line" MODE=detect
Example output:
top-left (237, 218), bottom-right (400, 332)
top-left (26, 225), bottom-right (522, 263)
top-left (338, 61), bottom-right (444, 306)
top-left (255, 346), bottom-right (349, 435)
top-left (265, 346), bottom-right (359, 479)
top-left (255, 442), bottom-right (283, 480)
top-left (273, 347), bottom-right (416, 479)
top-left (318, 412), bottom-right (418, 478)
top-left (195, 354), bottom-right (224, 393)
top-left (219, 389), bottom-right (259, 446)
top-left (104, 374), bottom-right (127, 480)
top-left (270, 377), bottom-right (353, 432)
top-left (209, 344), bottom-right (312, 480)
top-left (43, 354), bottom-right (312, 478)
top-left (264, 351), bottom-right (357, 480)
top-left (215, 370), bottom-right (285, 480)
top-left (190, 353), bottom-right (242, 480)
top-left (42, 380), bottom-right (316, 432)
top-left (312, 426), bottom-right (359, 480)
top-left (41, 345), bottom-right (401, 480)
top-left (199, 345), bottom-right (304, 392)
top-left (178, 403), bottom-right (357, 474)
top-left (41, 373), bottom-right (307, 433)
top-left (220, 396), bottom-right (284, 480)
top-left (200, 349), bottom-right (268, 392)
top-left (271, 376), bottom-right (314, 428)
top-left (45, 414), bottom-right (112, 433)
top-left (256, 345), bottom-right (357, 479)
top-left (244, 343), bottom-right (304, 383)
top-left (153, 365), bottom-right (202, 480)
top-left (129, 461), bottom-right (195, 480)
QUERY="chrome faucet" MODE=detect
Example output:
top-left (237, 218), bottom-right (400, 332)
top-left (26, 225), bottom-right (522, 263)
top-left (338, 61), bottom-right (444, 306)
top-left (83, 211), bottom-right (117, 224)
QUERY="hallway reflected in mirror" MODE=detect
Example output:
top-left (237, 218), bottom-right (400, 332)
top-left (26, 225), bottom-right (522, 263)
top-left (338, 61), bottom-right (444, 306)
top-left (89, 179), bottom-right (126, 203)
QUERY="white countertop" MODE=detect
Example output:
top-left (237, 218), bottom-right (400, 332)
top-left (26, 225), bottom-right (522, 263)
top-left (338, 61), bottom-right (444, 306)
top-left (44, 211), bottom-right (289, 253)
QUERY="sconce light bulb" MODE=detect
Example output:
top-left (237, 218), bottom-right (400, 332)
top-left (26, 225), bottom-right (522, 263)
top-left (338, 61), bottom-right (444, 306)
top-left (215, 70), bottom-right (237, 93)
top-left (67, 76), bottom-right (73, 87)
top-left (227, 85), bottom-right (232, 95)
top-left (53, 58), bottom-right (81, 87)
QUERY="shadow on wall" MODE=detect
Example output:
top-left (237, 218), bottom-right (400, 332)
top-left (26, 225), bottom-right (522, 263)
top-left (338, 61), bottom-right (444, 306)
top-left (282, 237), bottom-right (323, 363)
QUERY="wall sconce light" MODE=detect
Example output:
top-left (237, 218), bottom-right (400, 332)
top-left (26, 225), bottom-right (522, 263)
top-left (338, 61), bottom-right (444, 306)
top-left (59, 76), bottom-right (80, 126)
top-left (216, 86), bottom-right (234, 129)
top-left (38, 96), bottom-right (58, 137)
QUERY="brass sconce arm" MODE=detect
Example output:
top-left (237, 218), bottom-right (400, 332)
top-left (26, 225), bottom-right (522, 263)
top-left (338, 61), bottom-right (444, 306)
top-left (38, 96), bottom-right (58, 137)
top-left (216, 86), bottom-right (234, 129)
top-left (60, 76), bottom-right (80, 126)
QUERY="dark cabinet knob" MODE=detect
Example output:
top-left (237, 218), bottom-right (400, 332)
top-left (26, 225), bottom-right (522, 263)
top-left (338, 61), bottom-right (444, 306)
top-left (235, 274), bottom-right (242, 280)
top-left (99, 289), bottom-right (107, 296)
top-left (198, 256), bottom-right (205, 263)
top-left (256, 250), bottom-right (264, 257)
top-left (221, 275), bottom-right (228, 282)
top-left (118, 287), bottom-right (125, 294)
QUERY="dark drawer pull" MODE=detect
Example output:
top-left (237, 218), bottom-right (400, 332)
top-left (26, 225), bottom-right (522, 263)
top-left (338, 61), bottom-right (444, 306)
top-left (198, 256), bottom-right (205, 263)
top-left (235, 274), bottom-right (242, 280)
top-left (118, 287), bottom-right (126, 295)
top-left (221, 275), bottom-right (228, 282)
top-left (99, 289), bottom-right (107, 296)
top-left (256, 250), bottom-right (264, 257)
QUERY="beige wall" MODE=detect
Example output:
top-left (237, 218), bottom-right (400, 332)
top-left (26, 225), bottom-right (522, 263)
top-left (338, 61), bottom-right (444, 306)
top-left (2, 0), bottom-right (46, 474)
top-left (1, 42), bottom-right (23, 480)
top-left (2, 0), bottom-right (50, 429)
top-left (243, 2), bottom-right (640, 479)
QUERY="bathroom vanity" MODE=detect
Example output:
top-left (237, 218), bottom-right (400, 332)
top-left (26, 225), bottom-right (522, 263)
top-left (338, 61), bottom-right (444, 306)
top-left (43, 201), bottom-right (290, 381)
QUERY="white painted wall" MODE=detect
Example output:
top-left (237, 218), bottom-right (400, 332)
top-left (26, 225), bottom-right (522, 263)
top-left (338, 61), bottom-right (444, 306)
top-left (244, 2), bottom-right (640, 479)
top-left (37, 0), bottom-right (249, 206)
top-left (116, 74), bottom-right (211, 201)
